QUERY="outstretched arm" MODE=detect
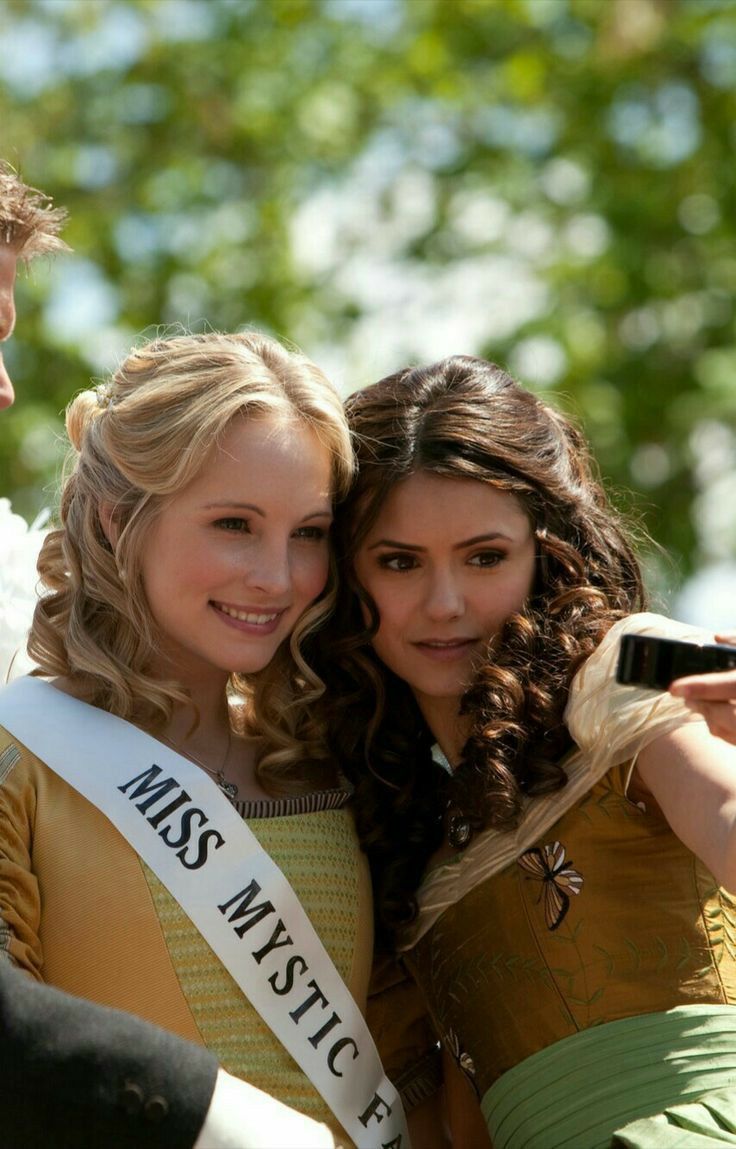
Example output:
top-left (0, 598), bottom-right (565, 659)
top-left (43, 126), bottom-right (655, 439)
top-left (1, 962), bottom-right (337, 1149)
top-left (633, 719), bottom-right (736, 894)
top-left (1, 960), bottom-right (216, 1149)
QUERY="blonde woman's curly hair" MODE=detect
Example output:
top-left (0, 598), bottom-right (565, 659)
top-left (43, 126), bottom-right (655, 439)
top-left (0, 161), bottom-right (69, 259)
top-left (29, 330), bottom-right (354, 793)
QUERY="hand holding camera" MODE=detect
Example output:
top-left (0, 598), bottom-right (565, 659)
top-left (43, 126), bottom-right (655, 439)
top-left (616, 632), bottom-right (736, 747)
top-left (668, 633), bottom-right (736, 747)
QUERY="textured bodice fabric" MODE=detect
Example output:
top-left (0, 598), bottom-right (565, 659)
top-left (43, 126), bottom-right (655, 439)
top-left (0, 727), bottom-right (373, 1145)
top-left (402, 613), bottom-right (736, 1104)
top-left (405, 759), bottom-right (736, 1100)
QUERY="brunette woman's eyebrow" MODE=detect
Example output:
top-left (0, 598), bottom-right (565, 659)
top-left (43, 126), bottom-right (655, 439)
top-left (367, 531), bottom-right (514, 552)
top-left (366, 538), bottom-right (423, 552)
top-left (459, 533), bottom-right (514, 547)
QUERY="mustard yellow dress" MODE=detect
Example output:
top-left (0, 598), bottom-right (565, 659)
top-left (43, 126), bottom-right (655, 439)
top-left (401, 614), bottom-right (736, 1148)
top-left (0, 725), bottom-right (432, 1146)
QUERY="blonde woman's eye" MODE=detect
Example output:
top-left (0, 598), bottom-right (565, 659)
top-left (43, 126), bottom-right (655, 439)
top-left (216, 517), bottom-right (250, 532)
top-left (294, 526), bottom-right (328, 541)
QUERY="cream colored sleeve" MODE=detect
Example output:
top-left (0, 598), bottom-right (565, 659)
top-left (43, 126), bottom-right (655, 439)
top-left (564, 613), bottom-right (711, 778)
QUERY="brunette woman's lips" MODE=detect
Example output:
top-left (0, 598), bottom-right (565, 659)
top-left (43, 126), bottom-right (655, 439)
top-left (413, 638), bottom-right (478, 662)
top-left (210, 600), bottom-right (285, 634)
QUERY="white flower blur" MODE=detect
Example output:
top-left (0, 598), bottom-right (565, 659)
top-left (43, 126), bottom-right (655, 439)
top-left (0, 498), bottom-right (48, 681)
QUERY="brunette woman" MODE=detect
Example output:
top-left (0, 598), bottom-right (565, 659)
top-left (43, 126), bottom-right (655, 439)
top-left (324, 356), bottom-right (736, 1148)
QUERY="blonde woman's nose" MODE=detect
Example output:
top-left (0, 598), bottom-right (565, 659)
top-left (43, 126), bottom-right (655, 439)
top-left (246, 540), bottom-right (292, 598)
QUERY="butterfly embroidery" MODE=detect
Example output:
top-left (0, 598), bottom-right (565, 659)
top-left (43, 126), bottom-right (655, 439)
top-left (517, 840), bottom-right (584, 931)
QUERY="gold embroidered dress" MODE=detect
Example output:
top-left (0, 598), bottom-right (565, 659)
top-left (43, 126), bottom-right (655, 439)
top-left (401, 614), bottom-right (736, 1148)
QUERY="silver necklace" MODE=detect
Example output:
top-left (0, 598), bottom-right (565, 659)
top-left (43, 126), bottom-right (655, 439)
top-left (444, 803), bottom-right (473, 850)
top-left (431, 743), bottom-right (472, 850)
top-left (160, 729), bottom-right (238, 801)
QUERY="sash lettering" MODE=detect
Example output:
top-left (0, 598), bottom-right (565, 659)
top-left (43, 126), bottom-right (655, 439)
top-left (0, 678), bottom-right (410, 1148)
top-left (218, 879), bottom-right (363, 1079)
top-left (119, 765), bottom-right (225, 869)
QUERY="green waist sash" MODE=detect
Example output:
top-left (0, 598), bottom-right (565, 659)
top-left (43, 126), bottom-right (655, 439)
top-left (482, 1005), bottom-right (736, 1149)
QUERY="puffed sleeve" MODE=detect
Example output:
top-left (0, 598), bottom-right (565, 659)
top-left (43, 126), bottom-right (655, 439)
top-left (0, 727), bottom-right (43, 977)
top-left (366, 951), bottom-right (442, 1113)
top-left (564, 612), bottom-right (711, 776)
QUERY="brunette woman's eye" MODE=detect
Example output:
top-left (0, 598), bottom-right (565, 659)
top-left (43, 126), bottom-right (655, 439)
top-left (379, 552), bottom-right (419, 572)
top-left (469, 550), bottom-right (504, 568)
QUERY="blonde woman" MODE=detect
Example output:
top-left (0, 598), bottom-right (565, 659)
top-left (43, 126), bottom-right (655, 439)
top-left (0, 331), bottom-right (415, 1149)
top-left (0, 165), bottom-right (330, 1149)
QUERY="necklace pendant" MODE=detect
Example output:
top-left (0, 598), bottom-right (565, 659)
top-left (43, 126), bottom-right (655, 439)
top-left (217, 776), bottom-right (239, 801)
top-left (446, 809), bottom-right (472, 850)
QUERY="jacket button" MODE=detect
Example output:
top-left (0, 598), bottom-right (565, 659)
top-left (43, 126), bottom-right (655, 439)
top-left (145, 1095), bottom-right (169, 1123)
top-left (120, 1081), bottom-right (144, 1115)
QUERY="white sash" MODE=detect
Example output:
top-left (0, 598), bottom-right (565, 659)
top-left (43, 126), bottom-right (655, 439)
top-left (0, 677), bottom-right (409, 1149)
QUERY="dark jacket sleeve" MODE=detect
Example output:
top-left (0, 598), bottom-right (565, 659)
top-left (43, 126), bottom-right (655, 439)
top-left (0, 961), bottom-right (218, 1149)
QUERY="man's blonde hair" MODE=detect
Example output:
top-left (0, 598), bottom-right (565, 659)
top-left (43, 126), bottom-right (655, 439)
top-left (0, 161), bottom-right (69, 259)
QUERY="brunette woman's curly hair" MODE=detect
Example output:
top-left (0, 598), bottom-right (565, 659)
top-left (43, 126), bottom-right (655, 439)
top-left (315, 355), bottom-right (647, 942)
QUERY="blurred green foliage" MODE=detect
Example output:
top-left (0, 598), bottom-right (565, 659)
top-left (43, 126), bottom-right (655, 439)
top-left (1, 0), bottom-right (735, 602)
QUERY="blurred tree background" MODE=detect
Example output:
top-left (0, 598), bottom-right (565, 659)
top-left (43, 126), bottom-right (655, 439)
top-left (1, 0), bottom-right (735, 618)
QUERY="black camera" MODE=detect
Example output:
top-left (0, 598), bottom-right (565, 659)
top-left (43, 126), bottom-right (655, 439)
top-left (616, 633), bottom-right (736, 691)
